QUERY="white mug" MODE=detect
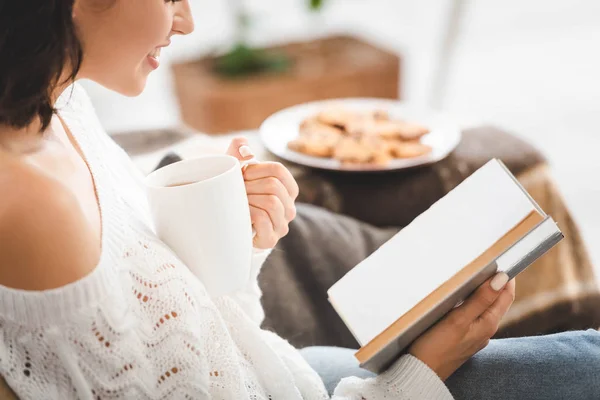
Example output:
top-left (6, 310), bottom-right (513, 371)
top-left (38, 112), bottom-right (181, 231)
top-left (145, 155), bottom-right (253, 298)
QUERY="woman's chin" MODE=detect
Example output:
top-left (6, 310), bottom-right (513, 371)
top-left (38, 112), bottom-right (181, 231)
top-left (126, 82), bottom-right (147, 97)
top-left (93, 75), bottom-right (147, 98)
top-left (114, 76), bottom-right (148, 98)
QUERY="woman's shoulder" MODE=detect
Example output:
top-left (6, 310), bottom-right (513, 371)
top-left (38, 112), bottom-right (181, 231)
top-left (0, 158), bottom-right (99, 291)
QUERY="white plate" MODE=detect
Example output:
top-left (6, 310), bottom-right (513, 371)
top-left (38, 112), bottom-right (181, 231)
top-left (259, 98), bottom-right (462, 172)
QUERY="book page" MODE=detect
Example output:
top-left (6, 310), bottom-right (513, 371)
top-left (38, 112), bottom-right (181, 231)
top-left (496, 217), bottom-right (560, 275)
top-left (328, 159), bottom-right (538, 345)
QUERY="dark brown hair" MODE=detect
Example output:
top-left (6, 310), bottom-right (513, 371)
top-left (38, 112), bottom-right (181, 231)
top-left (0, 1), bottom-right (84, 131)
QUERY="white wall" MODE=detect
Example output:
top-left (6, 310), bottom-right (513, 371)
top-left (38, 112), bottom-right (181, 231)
top-left (440, 0), bottom-right (600, 269)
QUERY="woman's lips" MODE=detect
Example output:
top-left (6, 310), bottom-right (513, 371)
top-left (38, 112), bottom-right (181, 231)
top-left (147, 47), bottom-right (162, 70)
top-left (147, 55), bottom-right (160, 70)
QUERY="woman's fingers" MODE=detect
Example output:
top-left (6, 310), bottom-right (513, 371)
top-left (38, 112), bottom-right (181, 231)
top-left (247, 194), bottom-right (289, 238)
top-left (244, 162), bottom-right (300, 199)
top-left (225, 140), bottom-right (298, 250)
top-left (245, 178), bottom-right (296, 222)
top-left (249, 205), bottom-right (278, 249)
top-left (449, 272), bottom-right (509, 327)
top-left (226, 137), bottom-right (254, 162)
top-left (474, 279), bottom-right (516, 337)
top-left (409, 274), bottom-right (515, 381)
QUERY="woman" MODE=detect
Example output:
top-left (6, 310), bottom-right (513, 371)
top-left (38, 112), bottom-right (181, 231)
top-left (0, 1), bottom-right (599, 399)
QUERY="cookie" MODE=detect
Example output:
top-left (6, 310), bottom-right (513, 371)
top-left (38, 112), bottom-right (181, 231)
top-left (333, 137), bottom-right (373, 164)
top-left (292, 106), bottom-right (431, 166)
top-left (362, 120), bottom-right (430, 140)
top-left (388, 140), bottom-right (432, 158)
top-left (333, 136), bottom-right (393, 165)
top-left (288, 126), bottom-right (341, 158)
top-left (288, 137), bottom-right (333, 158)
top-left (372, 109), bottom-right (390, 121)
top-left (396, 121), bottom-right (430, 140)
top-left (344, 118), bottom-right (370, 136)
top-left (300, 118), bottom-right (344, 137)
top-left (316, 108), bottom-right (355, 129)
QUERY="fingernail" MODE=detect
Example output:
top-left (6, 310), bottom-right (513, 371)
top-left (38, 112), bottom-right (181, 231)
top-left (241, 159), bottom-right (259, 174)
top-left (239, 145), bottom-right (254, 158)
top-left (490, 272), bottom-right (509, 291)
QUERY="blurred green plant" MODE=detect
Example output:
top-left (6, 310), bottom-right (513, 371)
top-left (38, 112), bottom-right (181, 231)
top-left (309, 0), bottom-right (325, 11)
top-left (214, 0), bottom-right (327, 78)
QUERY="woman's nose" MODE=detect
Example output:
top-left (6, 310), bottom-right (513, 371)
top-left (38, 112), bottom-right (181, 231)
top-left (172, 0), bottom-right (195, 36)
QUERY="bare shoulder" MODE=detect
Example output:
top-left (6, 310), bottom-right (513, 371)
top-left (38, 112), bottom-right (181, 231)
top-left (0, 160), bottom-right (99, 290)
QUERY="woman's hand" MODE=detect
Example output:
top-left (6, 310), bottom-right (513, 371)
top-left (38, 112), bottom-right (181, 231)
top-left (227, 137), bottom-right (299, 249)
top-left (408, 272), bottom-right (515, 381)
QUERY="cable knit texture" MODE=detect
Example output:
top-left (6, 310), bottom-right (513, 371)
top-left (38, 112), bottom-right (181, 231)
top-left (0, 84), bottom-right (453, 400)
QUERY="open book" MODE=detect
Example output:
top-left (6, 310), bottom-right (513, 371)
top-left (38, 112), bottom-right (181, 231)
top-left (327, 159), bottom-right (564, 374)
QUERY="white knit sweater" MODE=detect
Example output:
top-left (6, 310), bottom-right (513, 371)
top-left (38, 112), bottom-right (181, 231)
top-left (0, 84), bottom-right (453, 400)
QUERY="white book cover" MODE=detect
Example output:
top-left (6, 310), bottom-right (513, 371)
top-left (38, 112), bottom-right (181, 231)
top-left (328, 159), bottom-right (542, 346)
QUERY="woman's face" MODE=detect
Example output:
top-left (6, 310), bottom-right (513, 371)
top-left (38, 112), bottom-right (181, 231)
top-left (74, 0), bottom-right (194, 96)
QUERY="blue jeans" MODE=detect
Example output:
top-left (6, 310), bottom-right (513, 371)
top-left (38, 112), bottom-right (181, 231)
top-left (301, 329), bottom-right (600, 399)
